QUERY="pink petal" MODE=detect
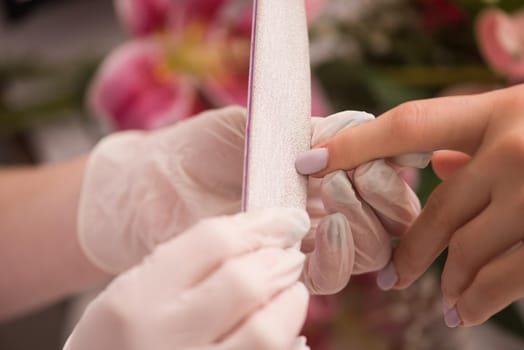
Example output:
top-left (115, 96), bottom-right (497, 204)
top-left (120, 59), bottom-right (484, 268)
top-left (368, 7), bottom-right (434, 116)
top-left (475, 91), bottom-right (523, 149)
top-left (167, 0), bottom-right (227, 31)
top-left (476, 9), bottom-right (524, 80)
top-left (203, 73), bottom-right (249, 108)
top-left (115, 0), bottom-right (171, 36)
top-left (305, 0), bottom-right (328, 22)
top-left (89, 40), bottom-right (199, 130)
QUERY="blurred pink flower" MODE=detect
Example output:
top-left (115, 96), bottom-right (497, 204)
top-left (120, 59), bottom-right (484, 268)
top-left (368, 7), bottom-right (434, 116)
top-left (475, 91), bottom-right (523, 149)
top-left (89, 40), bottom-right (205, 130)
top-left (115, 0), bottom-right (171, 36)
top-left (476, 8), bottom-right (524, 81)
top-left (422, 0), bottom-right (466, 31)
top-left (91, 0), bottom-right (330, 130)
top-left (116, 0), bottom-right (327, 36)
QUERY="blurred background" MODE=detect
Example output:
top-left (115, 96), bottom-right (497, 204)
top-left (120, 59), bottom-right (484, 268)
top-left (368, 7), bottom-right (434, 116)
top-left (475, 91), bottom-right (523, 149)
top-left (1, 0), bottom-right (524, 349)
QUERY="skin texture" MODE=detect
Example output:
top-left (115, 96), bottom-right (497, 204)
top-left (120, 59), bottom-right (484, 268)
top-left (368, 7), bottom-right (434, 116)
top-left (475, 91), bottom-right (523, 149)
top-left (305, 84), bottom-right (524, 327)
top-left (0, 158), bottom-right (109, 321)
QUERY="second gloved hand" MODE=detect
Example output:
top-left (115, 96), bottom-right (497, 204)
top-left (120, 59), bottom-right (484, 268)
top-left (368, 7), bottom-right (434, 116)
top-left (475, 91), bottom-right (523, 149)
top-left (65, 208), bottom-right (311, 350)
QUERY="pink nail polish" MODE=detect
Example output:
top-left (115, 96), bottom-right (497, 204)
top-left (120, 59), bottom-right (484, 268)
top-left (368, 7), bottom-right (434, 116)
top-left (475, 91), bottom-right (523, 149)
top-left (442, 296), bottom-right (453, 313)
top-left (444, 307), bottom-right (462, 328)
top-left (295, 148), bottom-right (328, 175)
top-left (376, 261), bottom-right (399, 291)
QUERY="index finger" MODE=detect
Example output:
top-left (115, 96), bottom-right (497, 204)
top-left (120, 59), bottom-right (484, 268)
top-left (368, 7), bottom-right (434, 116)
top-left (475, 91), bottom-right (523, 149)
top-left (298, 90), bottom-right (500, 178)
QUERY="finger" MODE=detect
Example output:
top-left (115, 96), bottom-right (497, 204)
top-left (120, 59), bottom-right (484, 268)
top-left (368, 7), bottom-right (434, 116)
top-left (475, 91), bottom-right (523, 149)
top-left (377, 161), bottom-right (491, 290)
top-left (302, 213), bottom-right (354, 295)
top-left (321, 171), bottom-right (391, 273)
top-left (146, 208), bottom-right (310, 292)
top-left (441, 203), bottom-right (524, 307)
top-left (178, 248), bottom-right (305, 345)
top-left (448, 244), bottom-right (524, 327)
top-left (217, 282), bottom-right (310, 350)
top-left (353, 160), bottom-right (420, 236)
top-left (432, 150), bottom-right (471, 180)
top-left (297, 92), bottom-right (497, 177)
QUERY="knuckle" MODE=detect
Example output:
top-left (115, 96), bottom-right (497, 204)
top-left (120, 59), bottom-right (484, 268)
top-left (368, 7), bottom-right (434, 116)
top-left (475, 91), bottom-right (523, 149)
top-left (196, 219), bottom-right (239, 255)
top-left (221, 259), bottom-right (265, 304)
top-left (389, 102), bottom-right (427, 145)
top-left (492, 132), bottom-right (524, 163)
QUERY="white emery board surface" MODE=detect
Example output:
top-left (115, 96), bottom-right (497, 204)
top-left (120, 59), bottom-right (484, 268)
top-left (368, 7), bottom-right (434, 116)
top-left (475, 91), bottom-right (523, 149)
top-left (242, 0), bottom-right (312, 212)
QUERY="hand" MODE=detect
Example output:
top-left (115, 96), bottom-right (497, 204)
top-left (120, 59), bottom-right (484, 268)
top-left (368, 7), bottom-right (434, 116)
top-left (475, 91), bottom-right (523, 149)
top-left (65, 208), bottom-right (311, 350)
top-left (78, 106), bottom-right (246, 273)
top-left (296, 111), bottom-right (428, 294)
top-left (298, 84), bottom-right (524, 327)
top-left (78, 105), bottom-right (423, 296)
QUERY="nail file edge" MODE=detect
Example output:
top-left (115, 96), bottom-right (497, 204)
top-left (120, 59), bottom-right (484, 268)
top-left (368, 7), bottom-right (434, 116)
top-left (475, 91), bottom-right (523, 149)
top-left (242, 0), bottom-right (311, 214)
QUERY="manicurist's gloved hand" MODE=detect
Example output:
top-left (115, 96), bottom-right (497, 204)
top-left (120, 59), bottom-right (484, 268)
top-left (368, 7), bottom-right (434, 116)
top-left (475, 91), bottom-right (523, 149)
top-left (65, 209), bottom-right (311, 350)
top-left (78, 106), bottom-right (246, 273)
top-left (297, 111), bottom-right (430, 294)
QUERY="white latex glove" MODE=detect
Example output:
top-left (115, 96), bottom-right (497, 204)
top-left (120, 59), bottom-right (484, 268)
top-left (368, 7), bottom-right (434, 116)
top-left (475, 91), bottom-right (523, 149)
top-left (299, 111), bottom-right (431, 295)
top-left (78, 106), bottom-right (246, 273)
top-left (65, 208), bottom-right (311, 350)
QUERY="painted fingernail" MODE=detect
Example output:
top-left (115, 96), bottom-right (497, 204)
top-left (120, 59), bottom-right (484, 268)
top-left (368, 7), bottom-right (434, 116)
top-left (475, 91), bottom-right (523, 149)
top-left (295, 148), bottom-right (328, 175)
top-left (376, 262), bottom-right (399, 291)
top-left (442, 297), bottom-right (452, 313)
top-left (444, 307), bottom-right (462, 328)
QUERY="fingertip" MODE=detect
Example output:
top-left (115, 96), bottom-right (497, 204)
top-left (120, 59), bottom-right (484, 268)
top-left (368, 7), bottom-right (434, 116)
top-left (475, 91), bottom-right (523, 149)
top-left (376, 261), bottom-right (399, 291)
top-left (295, 148), bottom-right (329, 175)
top-left (444, 307), bottom-right (463, 328)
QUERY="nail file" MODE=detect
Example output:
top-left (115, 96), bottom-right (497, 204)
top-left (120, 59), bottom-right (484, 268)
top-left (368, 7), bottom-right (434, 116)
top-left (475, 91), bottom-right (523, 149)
top-left (242, 0), bottom-right (311, 213)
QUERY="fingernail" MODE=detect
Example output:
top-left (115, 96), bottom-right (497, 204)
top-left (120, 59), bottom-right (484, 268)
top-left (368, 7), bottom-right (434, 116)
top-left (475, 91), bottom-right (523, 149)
top-left (444, 307), bottom-right (462, 328)
top-left (376, 261), bottom-right (399, 291)
top-left (324, 213), bottom-right (348, 250)
top-left (442, 296), bottom-right (452, 313)
top-left (295, 148), bottom-right (329, 175)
